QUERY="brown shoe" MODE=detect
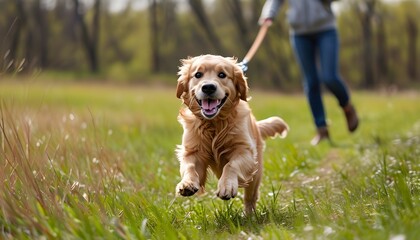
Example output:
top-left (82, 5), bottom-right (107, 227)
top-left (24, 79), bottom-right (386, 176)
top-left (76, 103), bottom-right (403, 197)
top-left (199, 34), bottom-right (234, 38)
top-left (343, 103), bottom-right (359, 132)
top-left (311, 127), bottom-right (330, 146)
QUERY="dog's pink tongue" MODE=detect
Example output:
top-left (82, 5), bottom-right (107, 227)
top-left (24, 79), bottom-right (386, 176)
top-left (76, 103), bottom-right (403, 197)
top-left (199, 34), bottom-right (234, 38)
top-left (202, 99), bottom-right (218, 111)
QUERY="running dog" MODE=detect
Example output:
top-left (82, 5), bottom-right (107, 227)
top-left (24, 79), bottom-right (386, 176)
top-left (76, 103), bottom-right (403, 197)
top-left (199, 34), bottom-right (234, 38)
top-left (175, 54), bottom-right (289, 214)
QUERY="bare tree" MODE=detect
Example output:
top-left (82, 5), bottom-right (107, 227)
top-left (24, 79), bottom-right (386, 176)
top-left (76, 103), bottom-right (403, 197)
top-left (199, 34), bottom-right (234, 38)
top-left (6, 0), bottom-right (26, 72)
top-left (188, 0), bottom-right (226, 53)
top-left (375, 12), bottom-right (388, 83)
top-left (226, 0), bottom-right (250, 49)
top-left (406, 15), bottom-right (418, 81)
top-left (149, 0), bottom-right (160, 73)
top-left (356, 0), bottom-right (377, 88)
top-left (73, 0), bottom-right (101, 73)
top-left (33, 0), bottom-right (49, 69)
top-left (250, 0), bottom-right (262, 26)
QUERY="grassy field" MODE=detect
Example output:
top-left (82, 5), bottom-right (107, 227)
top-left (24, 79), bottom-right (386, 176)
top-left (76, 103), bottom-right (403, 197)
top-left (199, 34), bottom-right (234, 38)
top-left (0, 80), bottom-right (419, 239)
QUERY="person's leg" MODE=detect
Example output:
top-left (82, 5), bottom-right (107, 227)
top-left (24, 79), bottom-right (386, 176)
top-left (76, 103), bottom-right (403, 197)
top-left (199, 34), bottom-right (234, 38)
top-left (317, 29), bottom-right (349, 107)
top-left (318, 29), bottom-right (359, 132)
top-left (291, 34), bottom-right (327, 129)
top-left (291, 34), bottom-right (330, 145)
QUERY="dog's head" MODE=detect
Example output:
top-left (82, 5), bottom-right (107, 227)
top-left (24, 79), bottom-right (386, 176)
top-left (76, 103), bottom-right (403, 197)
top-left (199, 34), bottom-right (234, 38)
top-left (176, 54), bottom-right (248, 120)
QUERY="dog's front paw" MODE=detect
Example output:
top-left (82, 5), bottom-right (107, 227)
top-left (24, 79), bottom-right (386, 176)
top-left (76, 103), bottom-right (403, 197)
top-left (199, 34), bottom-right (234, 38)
top-left (216, 178), bottom-right (238, 200)
top-left (176, 180), bottom-right (200, 197)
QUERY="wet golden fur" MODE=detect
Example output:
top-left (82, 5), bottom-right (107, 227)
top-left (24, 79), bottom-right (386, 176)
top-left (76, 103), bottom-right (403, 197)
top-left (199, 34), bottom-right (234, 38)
top-left (175, 55), bottom-right (288, 214)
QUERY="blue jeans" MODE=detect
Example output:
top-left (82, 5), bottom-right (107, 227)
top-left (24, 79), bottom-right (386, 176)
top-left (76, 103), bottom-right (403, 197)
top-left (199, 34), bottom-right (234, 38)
top-left (291, 29), bottom-right (350, 128)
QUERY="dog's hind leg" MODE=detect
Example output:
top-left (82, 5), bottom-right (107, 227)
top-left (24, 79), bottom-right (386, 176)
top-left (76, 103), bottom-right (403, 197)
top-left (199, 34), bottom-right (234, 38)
top-left (243, 168), bottom-right (262, 214)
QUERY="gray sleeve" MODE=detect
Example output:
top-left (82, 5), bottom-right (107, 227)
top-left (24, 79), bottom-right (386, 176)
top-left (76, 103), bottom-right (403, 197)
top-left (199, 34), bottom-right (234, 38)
top-left (258, 0), bottom-right (285, 25)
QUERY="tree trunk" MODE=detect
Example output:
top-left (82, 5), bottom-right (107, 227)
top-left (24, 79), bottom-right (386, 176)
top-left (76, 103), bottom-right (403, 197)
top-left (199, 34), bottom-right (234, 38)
top-left (73, 0), bottom-right (100, 73)
top-left (251, 0), bottom-right (262, 27)
top-left (375, 14), bottom-right (388, 83)
top-left (149, 0), bottom-right (160, 73)
top-left (226, 0), bottom-right (250, 50)
top-left (150, 0), bottom-right (160, 73)
top-left (188, 0), bottom-right (226, 54)
top-left (91, 0), bottom-right (100, 72)
top-left (358, 0), bottom-right (376, 88)
top-left (34, 0), bottom-right (49, 69)
top-left (7, 0), bottom-right (25, 72)
top-left (407, 16), bottom-right (418, 81)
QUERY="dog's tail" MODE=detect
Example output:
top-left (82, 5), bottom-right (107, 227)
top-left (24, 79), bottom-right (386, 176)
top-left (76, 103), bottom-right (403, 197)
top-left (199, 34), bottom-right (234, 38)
top-left (257, 117), bottom-right (289, 139)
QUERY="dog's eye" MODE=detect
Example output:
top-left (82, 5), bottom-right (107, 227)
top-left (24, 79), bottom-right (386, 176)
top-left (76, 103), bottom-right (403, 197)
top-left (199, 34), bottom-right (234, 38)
top-left (218, 72), bottom-right (226, 78)
top-left (194, 72), bottom-right (203, 78)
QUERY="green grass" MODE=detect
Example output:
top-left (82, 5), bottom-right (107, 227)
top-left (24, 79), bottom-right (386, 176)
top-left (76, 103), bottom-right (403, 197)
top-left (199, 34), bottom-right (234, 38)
top-left (0, 80), bottom-right (419, 239)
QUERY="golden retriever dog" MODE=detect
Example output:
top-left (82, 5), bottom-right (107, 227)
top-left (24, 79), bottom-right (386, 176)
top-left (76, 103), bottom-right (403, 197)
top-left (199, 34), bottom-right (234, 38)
top-left (175, 54), bottom-right (288, 214)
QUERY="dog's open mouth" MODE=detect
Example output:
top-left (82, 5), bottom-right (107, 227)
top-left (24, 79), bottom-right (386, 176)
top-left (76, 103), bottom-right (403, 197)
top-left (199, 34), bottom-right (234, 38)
top-left (196, 95), bottom-right (228, 119)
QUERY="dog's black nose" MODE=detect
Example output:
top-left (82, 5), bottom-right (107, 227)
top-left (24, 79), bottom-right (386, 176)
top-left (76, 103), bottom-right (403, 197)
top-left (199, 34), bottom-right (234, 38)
top-left (202, 84), bottom-right (217, 95)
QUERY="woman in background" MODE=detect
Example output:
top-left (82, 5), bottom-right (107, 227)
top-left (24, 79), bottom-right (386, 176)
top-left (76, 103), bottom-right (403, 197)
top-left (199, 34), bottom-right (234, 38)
top-left (259, 0), bottom-right (359, 145)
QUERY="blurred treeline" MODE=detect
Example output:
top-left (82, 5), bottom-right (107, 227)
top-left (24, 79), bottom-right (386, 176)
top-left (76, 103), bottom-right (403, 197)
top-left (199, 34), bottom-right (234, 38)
top-left (0, 0), bottom-right (418, 89)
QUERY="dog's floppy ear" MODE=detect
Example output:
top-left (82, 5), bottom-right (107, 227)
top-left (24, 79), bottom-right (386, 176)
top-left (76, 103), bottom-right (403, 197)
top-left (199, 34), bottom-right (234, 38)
top-left (176, 77), bottom-right (185, 99)
top-left (233, 59), bottom-right (249, 101)
top-left (176, 57), bottom-right (193, 99)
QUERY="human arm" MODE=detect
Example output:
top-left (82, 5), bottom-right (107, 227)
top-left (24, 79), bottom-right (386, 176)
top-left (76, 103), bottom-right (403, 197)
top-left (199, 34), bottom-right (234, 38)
top-left (258, 0), bottom-right (285, 25)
